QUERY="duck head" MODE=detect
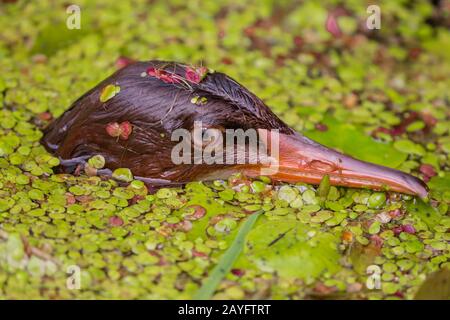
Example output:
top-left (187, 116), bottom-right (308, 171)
top-left (41, 61), bottom-right (428, 198)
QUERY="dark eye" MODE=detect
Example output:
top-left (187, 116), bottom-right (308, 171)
top-left (192, 126), bottom-right (223, 149)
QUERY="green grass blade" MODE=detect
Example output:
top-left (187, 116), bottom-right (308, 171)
top-left (193, 210), bottom-right (263, 300)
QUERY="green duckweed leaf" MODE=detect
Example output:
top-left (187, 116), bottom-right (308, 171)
top-left (406, 199), bottom-right (442, 229)
top-left (194, 210), bottom-right (263, 300)
top-left (100, 84), bottom-right (121, 103)
top-left (305, 116), bottom-right (407, 168)
top-left (244, 220), bottom-right (340, 280)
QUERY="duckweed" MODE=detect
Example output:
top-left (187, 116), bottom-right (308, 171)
top-left (368, 193), bottom-right (387, 209)
top-left (0, 0), bottom-right (448, 300)
top-left (112, 168), bottom-right (133, 183)
top-left (100, 84), bottom-right (121, 103)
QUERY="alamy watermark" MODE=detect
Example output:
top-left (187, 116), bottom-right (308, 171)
top-left (366, 5), bottom-right (381, 30)
top-left (66, 4), bottom-right (81, 30)
top-left (66, 264), bottom-right (81, 290)
top-left (366, 265), bottom-right (382, 290)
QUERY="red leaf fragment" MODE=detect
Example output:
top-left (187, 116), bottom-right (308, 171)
top-left (178, 220), bottom-right (193, 232)
top-left (38, 112), bottom-right (53, 121)
top-left (313, 282), bottom-right (336, 295)
top-left (129, 195), bottom-right (145, 205)
top-left (402, 224), bottom-right (416, 234)
top-left (419, 164), bottom-right (437, 179)
top-left (221, 57), bottom-right (233, 65)
top-left (373, 112), bottom-right (425, 137)
top-left (146, 67), bottom-right (180, 84)
top-left (388, 209), bottom-right (403, 219)
top-left (370, 235), bottom-right (384, 248)
top-left (106, 121), bottom-right (133, 140)
top-left (184, 205), bottom-right (206, 221)
top-left (119, 121), bottom-right (132, 140)
top-left (325, 13), bottom-right (342, 38)
top-left (106, 122), bottom-right (121, 137)
top-left (421, 112), bottom-right (437, 127)
top-left (315, 123), bottom-right (328, 132)
top-left (293, 35), bottom-right (303, 48)
top-left (393, 226), bottom-right (403, 236)
top-left (146, 67), bottom-right (158, 77)
top-left (65, 192), bottom-right (76, 205)
top-left (115, 56), bottom-right (135, 69)
top-left (408, 48), bottom-right (421, 60)
top-left (231, 269), bottom-right (245, 277)
top-left (185, 66), bottom-right (208, 84)
top-left (192, 250), bottom-right (208, 258)
top-left (109, 216), bottom-right (124, 226)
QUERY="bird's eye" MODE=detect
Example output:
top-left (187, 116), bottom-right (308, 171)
top-left (192, 127), bottom-right (223, 149)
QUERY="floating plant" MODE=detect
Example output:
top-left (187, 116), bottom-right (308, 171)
top-left (0, 0), bottom-right (448, 301)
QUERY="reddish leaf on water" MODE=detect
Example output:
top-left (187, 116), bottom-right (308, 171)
top-left (76, 195), bottom-right (93, 203)
top-left (65, 192), bottom-right (76, 205)
top-left (315, 123), bottom-right (328, 132)
top-left (392, 112), bottom-right (419, 136)
top-left (370, 235), bottom-right (383, 248)
top-left (192, 250), bottom-right (208, 258)
top-left (393, 226), bottom-right (403, 236)
top-left (129, 195), bottom-right (145, 205)
top-left (419, 164), bottom-right (437, 178)
top-left (373, 112), bottom-right (425, 137)
top-left (390, 127), bottom-right (405, 136)
top-left (177, 220), bottom-right (193, 232)
top-left (408, 47), bottom-right (421, 60)
top-left (38, 112), bottom-right (52, 121)
top-left (185, 205), bottom-right (206, 220)
top-left (74, 164), bottom-right (83, 176)
top-left (115, 56), bottom-right (135, 69)
top-left (402, 224), bottom-right (416, 234)
top-left (243, 26), bottom-right (256, 37)
top-left (388, 208), bottom-right (403, 219)
top-left (343, 93), bottom-right (358, 108)
top-left (221, 57), bottom-right (233, 65)
top-left (421, 112), bottom-right (437, 127)
top-left (109, 216), bottom-right (124, 226)
top-left (325, 13), bottom-right (342, 38)
top-left (347, 282), bottom-right (363, 293)
top-left (275, 54), bottom-right (287, 66)
top-left (313, 282), bottom-right (336, 295)
top-left (231, 269), bottom-right (245, 277)
top-left (372, 126), bottom-right (391, 137)
top-left (293, 35), bottom-right (303, 48)
top-left (32, 54), bottom-right (47, 64)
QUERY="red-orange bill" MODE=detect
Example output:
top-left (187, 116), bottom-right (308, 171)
top-left (243, 132), bottom-right (428, 198)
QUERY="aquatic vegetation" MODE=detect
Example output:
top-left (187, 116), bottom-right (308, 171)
top-left (99, 84), bottom-right (121, 103)
top-left (0, 0), bottom-right (448, 299)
